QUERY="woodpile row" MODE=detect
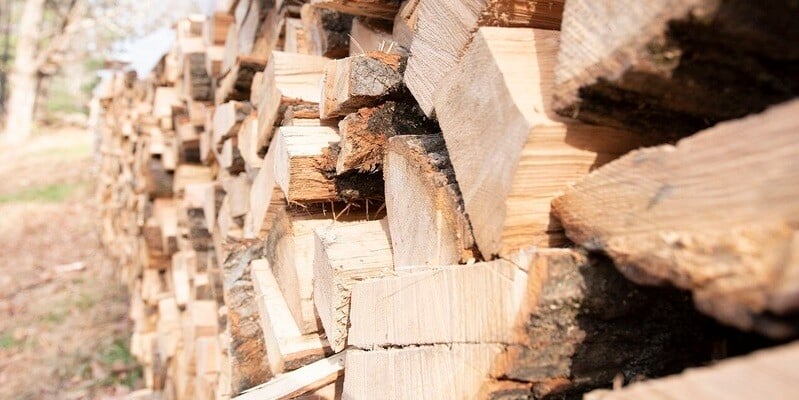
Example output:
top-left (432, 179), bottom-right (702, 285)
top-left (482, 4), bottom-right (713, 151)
top-left (93, 1), bottom-right (799, 399)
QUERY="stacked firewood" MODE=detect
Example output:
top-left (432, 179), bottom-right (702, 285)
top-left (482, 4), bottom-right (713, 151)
top-left (94, 1), bottom-right (799, 399)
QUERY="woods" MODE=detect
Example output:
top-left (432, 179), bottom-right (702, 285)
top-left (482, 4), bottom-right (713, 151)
top-left (0, 0), bottom-right (198, 143)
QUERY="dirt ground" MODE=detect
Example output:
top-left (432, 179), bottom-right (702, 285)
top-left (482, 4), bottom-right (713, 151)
top-left (0, 127), bottom-right (141, 400)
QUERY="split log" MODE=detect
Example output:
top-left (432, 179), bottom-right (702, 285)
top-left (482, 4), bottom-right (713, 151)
top-left (435, 27), bottom-right (651, 258)
top-left (300, 4), bottom-right (353, 58)
top-left (313, 219), bottom-right (394, 351)
top-left (391, 0), bottom-right (418, 49)
top-left (221, 172), bottom-right (250, 218)
top-left (320, 51), bottom-right (406, 119)
top-left (213, 101), bottom-right (252, 148)
top-left (273, 126), bottom-right (339, 204)
top-left (153, 87), bottom-right (180, 120)
top-left (336, 100), bottom-right (436, 175)
top-left (183, 183), bottom-right (214, 251)
top-left (235, 115), bottom-right (261, 170)
top-left (154, 199), bottom-right (179, 256)
top-left (177, 121), bottom-right (202, 163)
top-left (483, 249), bottom-right (712, 398)
top-left (264, 207), bottom-right (331, 334)
top-left (248, 72), bottom-right (265, 107)
top-left (311, 0), bottom-right (401, 20)
top-left (255, 51), bottom-right (329, 149)
top-left (245, 134), bottom-right (285, 238)
top-left (283, 17), bottom-right (310, 54)
top-left (219, 241), bottom-right (272, 395)
top-left (383, 134), bottom-right (477, 266)
top-left (205, 45), bottom-right (225, 78)
top-left (206, 12), bottom-right (235, 46)
top-left (552, 100), bottom-right (799, 339)
top-left (349, 17), bottom-right (394, 55)
top-left (216, 57), bottom-right (267, 105)
top-left (220, 138), bottom-right (246, 174)
top-left (183, 53), bottom-right (213, 102)
top-left (405, 0), bottom-right (564, 115)
top-left (233, 353), bottom-right (344, 400)
top-left (251, 260), bottom-right (327, 374)
top-left (144, 158), bottom-right (174, 198)
top-left (348, 249), bottom-right (714, 398)
top-left (553, 0), bottom-right (799, 139)
top-left (348, 260), bottom-right (521, 348)
top-left (173, 165), bottom-right (214, 194)
top-left (344, 345), bottom-right (503, 399)
top-left (584, 343), bottom-right (799, 400)
top-left (171, 251), bottom-right (192, 307)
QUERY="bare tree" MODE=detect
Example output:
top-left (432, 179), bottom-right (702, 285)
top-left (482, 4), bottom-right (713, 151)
top-left (4, 0), bottom-right (45, 144)
top-left (1, 0), bottom-right (200, 143)
top-left (0, 0), bottom-right (12, 117)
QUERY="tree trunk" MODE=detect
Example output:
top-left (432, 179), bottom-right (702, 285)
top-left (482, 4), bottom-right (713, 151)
top-left (0, 0), bottom-right (13, 116)
top-left (2, 0), bottom-right (45, 144)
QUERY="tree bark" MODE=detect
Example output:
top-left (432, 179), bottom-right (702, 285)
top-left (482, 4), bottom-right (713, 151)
top-left (2, 0), bottom-right (45, 144)
top-left (0, 0), bottom-right (12, 116)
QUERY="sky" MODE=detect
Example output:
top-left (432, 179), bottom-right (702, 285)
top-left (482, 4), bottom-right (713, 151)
top-left (111, 0), bottom-right (215, 76)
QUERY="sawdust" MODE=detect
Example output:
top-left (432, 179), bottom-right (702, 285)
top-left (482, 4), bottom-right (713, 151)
top-left (0, 127), bottom-right (141, 400)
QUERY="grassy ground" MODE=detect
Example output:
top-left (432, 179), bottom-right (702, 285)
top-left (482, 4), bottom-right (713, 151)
top-left (0, 127), bottom-right (141, 399)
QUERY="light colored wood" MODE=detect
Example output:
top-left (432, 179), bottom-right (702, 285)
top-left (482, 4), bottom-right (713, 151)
top-left (300, 4), bottom-right (352, 58)
top-left (157, 297), bottom-right (182, 363)
top-left (154, 199), bottom-right (179, 255)
top-left (188, 300), bottom-right (219, 339)
top-left (233, 353), bottom-right (345, 400)
top-left (392, 0), bottom-right (419, 49)
top-left (553, 100), bottom-right (799, 338)
top-left (248, 72), bottom-right (265, 107)
top-left (221, 11), bottom-right (239, 76)
top-left (384, 134), bottom-right (476, 267)
top-left (255, 51), bottom-right (329, 149)
top-left (311, 0), bottom-right (400, 20)
top-left (203, 183), bottom-right (224, 235)
top-left (213, 101), bottom-right (252, 148)
top-left (348, 260), bottom-right (523, 348)
top-left (435, 27), bottom-right (651, 258)
top-left (153, 86), bottom-right (179, 119)
top-left (174, 165), bottom-right (214, 194)
top-left (220, 173), bottom-right (248, 219)
top-left (349, 17), bottom-right (395, 55)
top-left (205, 45), bottom-right (225, 78)
top-left (405, 0), bottom-right (564, 116)
top-left (235, 115), bottom-right (261, 170)
top-left (245, 134), bottom-right (286, 238)
top-left (283, 17), bottom-right (310, 54)
top-left (585, 343), bottom-right (799, 400)
top-left (320, 51), bottom-right (404, 119)
top-left (206, 12), bottom-right (234, 46)
top-left (171, 251), bottom-right (192, 307)
top-left (251, 260), bottom-right (327, 374)
top-left (273, 126), bottom-right (339, 204)
top-left (313, 219), bottom-right (394, 352)
top-left (344, 345), bottom-right (503, 399)
top-left (264, 208), bottom-right (330, 334)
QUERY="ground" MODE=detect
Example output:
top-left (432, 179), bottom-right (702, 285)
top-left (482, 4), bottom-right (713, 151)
top-left (0, 127), bottom-right (141, 400)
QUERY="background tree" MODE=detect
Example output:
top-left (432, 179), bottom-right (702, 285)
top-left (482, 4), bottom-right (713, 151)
top-left (0, 0), bottom-right (199, 144)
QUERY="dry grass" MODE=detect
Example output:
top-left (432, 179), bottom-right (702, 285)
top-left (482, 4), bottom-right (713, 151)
top-left (0, 128), bottom-right (141, 399)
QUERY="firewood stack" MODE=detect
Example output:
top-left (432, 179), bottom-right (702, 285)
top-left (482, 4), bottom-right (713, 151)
top-left (93, 1), bottom-right (799, 399)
